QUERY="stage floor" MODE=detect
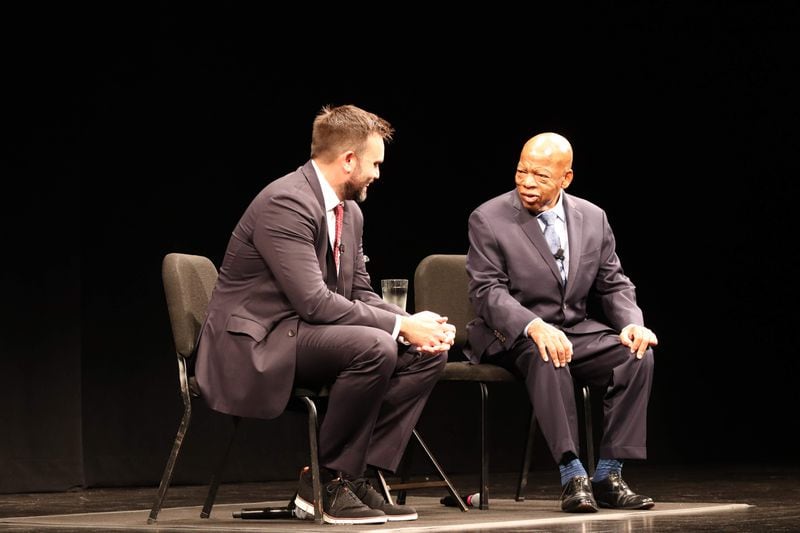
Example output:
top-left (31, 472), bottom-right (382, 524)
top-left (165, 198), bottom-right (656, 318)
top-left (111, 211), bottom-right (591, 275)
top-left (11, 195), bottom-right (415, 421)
top-left (0, 464), bottom-right (797, 532)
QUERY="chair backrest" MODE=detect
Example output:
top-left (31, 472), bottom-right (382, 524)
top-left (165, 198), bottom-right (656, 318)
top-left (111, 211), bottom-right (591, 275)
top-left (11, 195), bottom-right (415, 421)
top-left (162, 253), bottom-right (218, 358)
top-left (414, 254), bottom-right (474, 351)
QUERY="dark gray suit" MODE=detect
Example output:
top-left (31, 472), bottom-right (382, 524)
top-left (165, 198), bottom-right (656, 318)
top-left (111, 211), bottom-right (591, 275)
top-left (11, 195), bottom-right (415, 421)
top-left (195, 161), bottom-right (445, 476)
top-left (465, 190), bottom-right (654, 463)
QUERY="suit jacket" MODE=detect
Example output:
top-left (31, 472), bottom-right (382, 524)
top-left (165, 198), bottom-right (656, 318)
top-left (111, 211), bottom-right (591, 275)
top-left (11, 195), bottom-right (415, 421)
top-left (195, 161), bottom-right (403, 419)
top-left (465, 190), bottom-right (643, 363)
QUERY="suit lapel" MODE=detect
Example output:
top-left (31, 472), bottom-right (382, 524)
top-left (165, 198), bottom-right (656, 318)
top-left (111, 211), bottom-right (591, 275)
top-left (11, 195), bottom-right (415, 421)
top-left (513, 193), bottom-right (563, 286)
top-left (300, 161), bottom-right (338, 290)
top-left (563, 194), bottom-right (583, 296)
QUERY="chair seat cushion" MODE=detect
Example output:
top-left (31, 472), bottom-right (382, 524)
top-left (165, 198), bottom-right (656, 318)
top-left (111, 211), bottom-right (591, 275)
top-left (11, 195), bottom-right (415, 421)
top-left (440, 362), bottom-right (518, 382)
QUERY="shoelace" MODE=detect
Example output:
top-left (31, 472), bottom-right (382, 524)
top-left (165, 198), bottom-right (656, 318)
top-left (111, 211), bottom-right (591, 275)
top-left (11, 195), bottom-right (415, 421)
top-left (326, 479), bottom-right (366, 509)
top-left (345, 478), bottom-right (386, 506)
top-left (612, 476), bottom-right (633, 494)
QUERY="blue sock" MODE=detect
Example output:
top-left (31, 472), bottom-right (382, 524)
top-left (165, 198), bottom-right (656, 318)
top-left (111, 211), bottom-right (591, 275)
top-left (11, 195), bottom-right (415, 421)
top-left (559, 458), bottom-right (588, 487)
top-left (593, 459), bottom-right (623, 482)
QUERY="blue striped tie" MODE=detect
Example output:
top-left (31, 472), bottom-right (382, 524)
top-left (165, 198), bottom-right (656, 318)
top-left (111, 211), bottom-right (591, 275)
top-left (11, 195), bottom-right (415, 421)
top-left (540, 210), bottom-right (566, 284)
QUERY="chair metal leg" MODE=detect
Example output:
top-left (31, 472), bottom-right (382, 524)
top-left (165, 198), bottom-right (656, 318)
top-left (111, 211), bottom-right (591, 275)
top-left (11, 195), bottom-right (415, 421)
top-left (148, 356), bottom-right (193, 524)
top-left (412, 429), bottom-right (469, 512)
top-left (376, 470), bottom-right (394, 505)
top-left (376, 429), bottom-right (467, 511)
top-left (515, 410), bottom-right (537, 502)
top-left (581, 385), bottom-right (595, 477)
top-left (300, 396), bottom-right (324, 524)
top-left (200, 416), bottom-right (241, 518)
top-left (478, 382), bottom-right (490, 510)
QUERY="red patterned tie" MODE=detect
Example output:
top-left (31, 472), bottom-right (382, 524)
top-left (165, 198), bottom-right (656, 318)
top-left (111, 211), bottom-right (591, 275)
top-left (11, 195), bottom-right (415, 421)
top-left (333, 202), bottom-right (344, 270)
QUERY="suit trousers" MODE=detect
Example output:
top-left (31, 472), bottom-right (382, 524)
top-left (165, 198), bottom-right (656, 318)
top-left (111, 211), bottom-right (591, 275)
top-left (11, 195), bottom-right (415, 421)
top-left (295, 322), bottom-right (446, 477)
top-left (485, 329), bottom-right (654, 464)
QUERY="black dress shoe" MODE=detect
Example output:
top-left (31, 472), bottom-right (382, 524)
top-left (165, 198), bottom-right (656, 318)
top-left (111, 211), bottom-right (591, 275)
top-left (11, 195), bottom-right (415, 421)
top-left (591, 472), bottom-right (655, 510)
top-left (560, 476), bottom-right (598, 513)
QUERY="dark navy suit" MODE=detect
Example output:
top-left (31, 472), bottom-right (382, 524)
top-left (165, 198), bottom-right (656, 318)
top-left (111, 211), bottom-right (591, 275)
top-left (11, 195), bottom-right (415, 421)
top-left (465, 190), bottom-right (654, 463)
top-left (195, 161), bottom-right (445, 476)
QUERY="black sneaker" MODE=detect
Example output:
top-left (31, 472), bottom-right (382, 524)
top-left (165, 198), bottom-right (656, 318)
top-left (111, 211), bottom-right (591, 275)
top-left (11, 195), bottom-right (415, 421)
top-left (348, 477), bottom-right (418, 521)
top-left (293, 467), bottom-right (387, 525)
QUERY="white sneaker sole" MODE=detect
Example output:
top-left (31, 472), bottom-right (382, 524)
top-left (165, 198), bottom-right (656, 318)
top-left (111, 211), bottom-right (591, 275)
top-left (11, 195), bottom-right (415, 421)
top-left (385, 511), bottom-right (419, 521)
top-left (294, 494), bottom-right (388, 525)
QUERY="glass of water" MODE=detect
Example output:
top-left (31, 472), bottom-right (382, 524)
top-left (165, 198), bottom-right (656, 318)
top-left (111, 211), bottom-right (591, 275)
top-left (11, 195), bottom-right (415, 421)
top-left (381, 278), bottom-right (408, 311)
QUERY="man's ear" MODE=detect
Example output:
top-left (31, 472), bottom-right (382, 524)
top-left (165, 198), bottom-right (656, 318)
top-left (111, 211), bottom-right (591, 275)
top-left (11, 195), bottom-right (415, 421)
top-left (561, 169), bottom-right (574, 189)
top-left (342, 150), bottom-right (356, 173)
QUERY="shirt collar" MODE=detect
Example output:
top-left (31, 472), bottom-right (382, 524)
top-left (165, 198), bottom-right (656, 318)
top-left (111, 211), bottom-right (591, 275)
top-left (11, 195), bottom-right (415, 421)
top-left (311, 159), bottom-right (341, 212)
top-left (539, 191), bottom-right (566, 223)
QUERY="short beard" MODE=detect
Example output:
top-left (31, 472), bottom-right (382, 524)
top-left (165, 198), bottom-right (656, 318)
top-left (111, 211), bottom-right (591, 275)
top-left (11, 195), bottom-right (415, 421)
top-left (343, 178), bottom-right (368, 203)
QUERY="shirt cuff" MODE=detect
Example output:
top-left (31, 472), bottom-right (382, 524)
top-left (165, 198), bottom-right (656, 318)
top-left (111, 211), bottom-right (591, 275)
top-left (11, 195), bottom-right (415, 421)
top-left (392, 315), bottom-right (409, 344)
top-left (523, 318), bottom-right (539, 339)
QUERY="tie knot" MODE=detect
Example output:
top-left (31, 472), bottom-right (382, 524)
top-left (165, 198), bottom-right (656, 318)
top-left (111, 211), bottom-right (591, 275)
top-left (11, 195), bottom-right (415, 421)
top-left (539, 209), bottom-right (558, 226)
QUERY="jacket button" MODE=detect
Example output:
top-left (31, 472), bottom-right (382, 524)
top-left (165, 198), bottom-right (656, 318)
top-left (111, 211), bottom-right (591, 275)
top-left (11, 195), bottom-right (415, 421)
top-left (288, 329), bottom-right (295, 337)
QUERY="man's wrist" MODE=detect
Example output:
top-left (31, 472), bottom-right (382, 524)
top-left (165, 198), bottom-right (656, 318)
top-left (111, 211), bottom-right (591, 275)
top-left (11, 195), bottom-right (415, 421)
top-left (392, 315), bottom-right (403, 341)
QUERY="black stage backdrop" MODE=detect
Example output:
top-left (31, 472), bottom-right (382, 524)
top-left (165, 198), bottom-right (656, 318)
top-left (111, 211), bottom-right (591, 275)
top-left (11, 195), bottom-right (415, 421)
top-left (3, 4), bottom-right (800, 492)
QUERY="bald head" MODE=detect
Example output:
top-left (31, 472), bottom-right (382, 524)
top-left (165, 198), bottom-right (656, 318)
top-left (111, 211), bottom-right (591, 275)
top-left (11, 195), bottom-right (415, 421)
top-left (515, 132), bottom-right (574, 213)
top-left (521, 132), bottom-right (573, 169)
